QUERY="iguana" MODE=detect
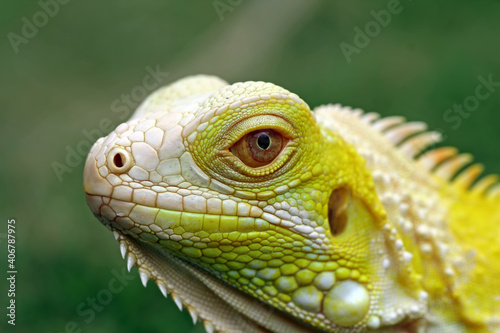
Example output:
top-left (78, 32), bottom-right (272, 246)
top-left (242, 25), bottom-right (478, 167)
top-left (83, 75), bottom-right (500, 332)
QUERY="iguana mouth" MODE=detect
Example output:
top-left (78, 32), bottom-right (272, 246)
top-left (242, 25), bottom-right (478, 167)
top-left (85, 193), bottom-right (274, 239)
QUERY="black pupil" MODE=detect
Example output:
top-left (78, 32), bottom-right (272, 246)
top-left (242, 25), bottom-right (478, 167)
top-left (257, 133), bottom-right (271, 150)
top-left (113, 153), bottom-right (124, 168)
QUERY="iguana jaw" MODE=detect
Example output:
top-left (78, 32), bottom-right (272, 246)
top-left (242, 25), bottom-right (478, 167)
top-left (84, 189), bottom-right (319, 333)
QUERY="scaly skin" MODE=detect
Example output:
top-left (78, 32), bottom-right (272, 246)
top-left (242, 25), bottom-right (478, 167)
top-left (83, 76), bottom-right (500, 333)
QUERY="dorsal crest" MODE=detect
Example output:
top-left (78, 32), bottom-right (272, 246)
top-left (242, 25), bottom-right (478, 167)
top-left (316, 104), bottom-right (499, 199)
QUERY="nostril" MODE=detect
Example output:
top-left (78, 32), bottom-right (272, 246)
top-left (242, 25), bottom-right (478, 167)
top-left (107, 147), bottom-right (133, 174)
top-left (113, 153), bottom-right (124, 168)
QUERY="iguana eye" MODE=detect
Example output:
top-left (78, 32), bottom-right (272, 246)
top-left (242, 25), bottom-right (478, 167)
top-left (230, 129), bottom-right (286, 167)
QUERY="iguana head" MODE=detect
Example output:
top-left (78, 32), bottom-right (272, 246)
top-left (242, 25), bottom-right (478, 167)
top-left (84, 76), bottom-right (428, 332)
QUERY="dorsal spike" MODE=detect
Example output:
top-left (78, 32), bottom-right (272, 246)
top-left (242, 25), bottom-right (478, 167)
top-left (417, 147), bottom-right (459, 170)
top-left (139, 269), bottom-right (150, 287)
top-left (453, 164), bottom-right (484, 190)
top-left (203, 321), bottom-right (215, 333)
top-left (187, 306), bottom-right (199, 324)
top-left (372, 116), bottom-right (406, 132)
top-left (384, 122), bottom-right (428, 145)
top-left (127, 253), bottom-right (136, 272)
top-left (361, 112), bottom-right (380, 123)
top-left (119, 241), bottom-right (128, 259)
top-left (399, 131), bottom-right (442, 158)
top-left (471, 174), bottom-right (499, 195)
top-left (157, 281), bottom-right (169, 298)
top-left (488, 184), bottom-right (500, 198)
top-left (172, 294), bottom-right (183, 311)
top-left (351, 108), bottom-right (364, 117)
top-left (434, 154), bottom-right (473, 180)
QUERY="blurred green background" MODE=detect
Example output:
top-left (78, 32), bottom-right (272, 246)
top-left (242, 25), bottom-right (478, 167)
top-left (1, 1), bottom-right (500, 332)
